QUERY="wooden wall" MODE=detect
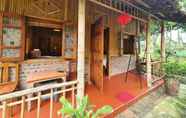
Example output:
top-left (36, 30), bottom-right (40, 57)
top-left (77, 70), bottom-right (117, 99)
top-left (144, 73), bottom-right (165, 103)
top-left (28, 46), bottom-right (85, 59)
top-left (0, 0), bottom-right (141, 80)
top-left (83, 1), bottom-right (139, 79)
top-left (85, 1), bottom-right (138, 57)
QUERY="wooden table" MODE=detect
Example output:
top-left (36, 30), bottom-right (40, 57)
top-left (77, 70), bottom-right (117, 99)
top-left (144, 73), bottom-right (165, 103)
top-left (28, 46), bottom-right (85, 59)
top-left (26, 71), bottom-right (66, 111)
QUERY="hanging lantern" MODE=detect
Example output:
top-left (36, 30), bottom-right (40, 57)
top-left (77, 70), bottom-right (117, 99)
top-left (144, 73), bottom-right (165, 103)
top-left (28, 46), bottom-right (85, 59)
top-left (117, 12), bottom-right (132, 26)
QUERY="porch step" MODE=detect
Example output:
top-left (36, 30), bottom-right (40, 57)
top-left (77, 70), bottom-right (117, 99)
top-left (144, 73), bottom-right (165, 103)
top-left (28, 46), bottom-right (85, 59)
top-left (115, 85), bottom-right (166, 118)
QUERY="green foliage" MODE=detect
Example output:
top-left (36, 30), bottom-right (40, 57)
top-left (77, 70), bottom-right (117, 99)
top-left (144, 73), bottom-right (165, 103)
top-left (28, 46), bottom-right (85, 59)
top-left (163, 61), bottom-right (186, 77)
top-left (58, 95), bottom-right (113, 118)
top-left (178, 0), bottom-right (186, 12)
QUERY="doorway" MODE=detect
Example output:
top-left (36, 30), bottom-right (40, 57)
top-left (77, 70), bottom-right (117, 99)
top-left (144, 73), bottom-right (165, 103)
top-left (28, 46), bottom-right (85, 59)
top-left (90, 17), bottom-right (104, 92)
top-left (103, 27), bottom-right (110, 76)
top-left (90, 17), bottom-right (110, 92)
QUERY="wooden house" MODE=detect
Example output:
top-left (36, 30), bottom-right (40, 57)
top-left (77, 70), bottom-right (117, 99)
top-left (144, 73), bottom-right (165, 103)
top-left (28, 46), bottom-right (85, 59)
top-left (0, 0), bottom-right (185, 117)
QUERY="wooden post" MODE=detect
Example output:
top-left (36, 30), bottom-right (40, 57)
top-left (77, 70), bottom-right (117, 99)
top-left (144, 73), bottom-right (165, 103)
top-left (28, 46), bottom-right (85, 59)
top-left (146, 16), bottom-right (152, 87)
top-left (50, 89), bottom-right (54, 118)
top-left (37, 92), bottom-right (41, 118)
top-left (2, 101), bottom-right (7, 118)
top-left (21, 96), bottom-right (26, 118)
top-left (77, 0), bottom-right (86, 98)
top-left (160, 21), bottom-right (165, 62)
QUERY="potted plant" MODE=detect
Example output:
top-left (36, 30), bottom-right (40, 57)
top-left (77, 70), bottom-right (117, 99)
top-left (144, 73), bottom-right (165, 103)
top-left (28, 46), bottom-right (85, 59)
top-left (165, 75), bottom-right (181, 96)
top-left (58, 95), bottom-right (113, 118)
top-left (163, 61), bottom-right (186, 96)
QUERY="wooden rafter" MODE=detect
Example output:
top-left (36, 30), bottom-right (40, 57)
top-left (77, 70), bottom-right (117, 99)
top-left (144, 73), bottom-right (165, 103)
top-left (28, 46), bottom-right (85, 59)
top-left (45, 0), bottom-right (61, 10)
top-left (32, 2), bottom-right (48, 15)
top-left (47, 9), bottom-right (61, 15)
top-left (64, 0), bottom-right (68, 21)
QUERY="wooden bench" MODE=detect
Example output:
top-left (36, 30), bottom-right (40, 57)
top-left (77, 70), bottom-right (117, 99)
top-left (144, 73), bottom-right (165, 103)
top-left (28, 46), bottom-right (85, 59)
top-left (26, 71), bottom-right (66, 111)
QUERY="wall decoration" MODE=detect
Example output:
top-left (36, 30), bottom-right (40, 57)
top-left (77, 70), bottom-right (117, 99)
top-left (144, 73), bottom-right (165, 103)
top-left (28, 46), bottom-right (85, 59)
top-left (63, 25), bottom-right (76, 59)
top-left (3, 28), bottom-right (21, 47)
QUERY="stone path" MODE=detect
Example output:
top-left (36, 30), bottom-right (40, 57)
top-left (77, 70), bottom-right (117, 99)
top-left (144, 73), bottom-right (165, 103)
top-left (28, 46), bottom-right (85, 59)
top-left (115, 85), bottom-right (167, 118)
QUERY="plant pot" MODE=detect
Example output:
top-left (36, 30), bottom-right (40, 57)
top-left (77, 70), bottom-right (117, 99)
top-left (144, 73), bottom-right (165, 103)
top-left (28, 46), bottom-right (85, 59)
top-left (166, 79), bottom-right (180, 96)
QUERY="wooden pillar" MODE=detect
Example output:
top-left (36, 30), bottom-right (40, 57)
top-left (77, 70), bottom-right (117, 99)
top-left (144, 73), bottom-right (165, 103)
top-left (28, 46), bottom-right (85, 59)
top-left (77, 0), bottom-right (86, 98)
top-left (160, 21), bottom-right (165, 62)
top-left (146, 16), bottom-right (152, 87)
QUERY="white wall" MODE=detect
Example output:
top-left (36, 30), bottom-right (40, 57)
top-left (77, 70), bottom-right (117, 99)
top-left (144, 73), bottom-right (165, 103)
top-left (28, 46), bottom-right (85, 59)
top-left (110, 55), bottom-right (136, 76)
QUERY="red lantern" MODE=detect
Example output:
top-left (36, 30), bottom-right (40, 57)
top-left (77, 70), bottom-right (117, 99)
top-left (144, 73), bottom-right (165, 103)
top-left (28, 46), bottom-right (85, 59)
top-left (117, 12), bottom-right (132, 25)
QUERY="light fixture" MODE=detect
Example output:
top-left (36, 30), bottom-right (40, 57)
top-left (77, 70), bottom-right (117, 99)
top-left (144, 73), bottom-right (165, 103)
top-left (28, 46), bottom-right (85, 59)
top-left (53, 29), bottom-right (61, 32)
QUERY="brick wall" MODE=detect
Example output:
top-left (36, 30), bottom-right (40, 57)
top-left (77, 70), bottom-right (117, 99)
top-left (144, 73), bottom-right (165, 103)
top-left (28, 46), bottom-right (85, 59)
top-left (19, 59), bottom-right (69, 89)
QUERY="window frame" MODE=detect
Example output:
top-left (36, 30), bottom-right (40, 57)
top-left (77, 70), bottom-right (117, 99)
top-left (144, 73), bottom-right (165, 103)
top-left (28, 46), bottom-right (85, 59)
top-left (0, 12), bottom-right (25, 62)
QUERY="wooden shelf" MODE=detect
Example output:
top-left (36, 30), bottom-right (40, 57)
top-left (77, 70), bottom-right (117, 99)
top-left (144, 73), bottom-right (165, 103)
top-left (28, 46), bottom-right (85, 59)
top-left (3, 24), bottom-right (21, 29)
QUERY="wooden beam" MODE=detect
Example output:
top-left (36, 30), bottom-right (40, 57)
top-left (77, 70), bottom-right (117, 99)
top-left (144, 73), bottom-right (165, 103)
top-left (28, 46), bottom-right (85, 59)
top-left (77, 0), bottom-right (86, 98)
top-left (64, 0), bottom-right (68, 21)
top-left (47, 10), bottom-right (61, 15)
top-left (146, 16), bottom-right (152, 87)
top-left (160, 21), bottom-right (165, 62)
top-left (2, 101), bottom-right (7, 118)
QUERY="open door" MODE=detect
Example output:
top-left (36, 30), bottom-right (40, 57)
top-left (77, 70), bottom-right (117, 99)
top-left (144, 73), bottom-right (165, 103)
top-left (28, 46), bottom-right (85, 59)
top-left (91, 17), bottom-right (104, 92)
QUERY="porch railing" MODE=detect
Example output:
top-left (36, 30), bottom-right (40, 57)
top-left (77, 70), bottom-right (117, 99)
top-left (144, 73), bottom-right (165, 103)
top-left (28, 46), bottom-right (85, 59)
top-left (0, 80), bottom-right (78, 118)
top-left (151, 61), bottom-right (165, 83)
top-left (89, 0), bottom-right (159, 22)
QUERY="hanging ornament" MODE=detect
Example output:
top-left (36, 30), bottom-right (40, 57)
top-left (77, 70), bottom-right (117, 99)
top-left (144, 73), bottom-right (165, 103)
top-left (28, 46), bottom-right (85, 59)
top-left (117, 12), bottom-right (132, 26)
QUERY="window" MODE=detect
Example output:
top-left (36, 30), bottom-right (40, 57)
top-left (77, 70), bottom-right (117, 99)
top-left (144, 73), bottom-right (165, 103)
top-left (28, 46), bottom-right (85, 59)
top-left (28, 27), bottom-right (62, 58)
top-left (120, 35), bottom-right (135, 55)
top-left (0, 13), bottom-right (25, 62)
top-left (123, 36), bottom-right (135, 54)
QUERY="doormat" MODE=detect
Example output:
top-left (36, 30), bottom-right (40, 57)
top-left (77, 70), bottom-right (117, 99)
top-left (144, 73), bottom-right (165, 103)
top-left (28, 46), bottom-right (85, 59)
top-left (116, 91), bottom-right (135, 102)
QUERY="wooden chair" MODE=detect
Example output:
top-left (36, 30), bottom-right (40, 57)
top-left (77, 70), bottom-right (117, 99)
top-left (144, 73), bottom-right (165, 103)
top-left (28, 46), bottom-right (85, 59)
top-left (135, 60), bottom-right (145, 88)
top-left (0, 63), bottom-right (19, 117)
top-left (0, 63), bottom-right (19, 95)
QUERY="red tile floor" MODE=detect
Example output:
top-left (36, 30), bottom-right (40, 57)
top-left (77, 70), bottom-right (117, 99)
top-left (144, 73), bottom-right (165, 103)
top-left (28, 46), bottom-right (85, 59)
top-left (0, 72), bottom-right (164, 118)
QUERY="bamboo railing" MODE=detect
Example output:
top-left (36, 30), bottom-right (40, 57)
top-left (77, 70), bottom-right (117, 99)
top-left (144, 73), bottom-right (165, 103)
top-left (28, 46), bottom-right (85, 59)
top-left (88, 0), bottom-right (159, 23)
top-left (0, 80), bottom-right (78, 118)
top-left (151, 61), bottom-right (165, 83)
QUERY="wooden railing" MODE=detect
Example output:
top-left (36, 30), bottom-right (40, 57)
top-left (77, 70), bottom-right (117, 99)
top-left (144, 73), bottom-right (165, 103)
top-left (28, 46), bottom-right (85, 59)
top-left (0, 80), bottom-right (78, 118)
top-left (151, 61), bottom-right (165, 82)
top-left (88, 0), bottom-right (159, 23)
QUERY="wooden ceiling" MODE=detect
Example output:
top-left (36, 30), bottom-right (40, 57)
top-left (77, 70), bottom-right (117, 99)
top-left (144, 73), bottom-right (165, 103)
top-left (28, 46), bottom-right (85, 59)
top-left (0, 0), bottom-right (67, 20)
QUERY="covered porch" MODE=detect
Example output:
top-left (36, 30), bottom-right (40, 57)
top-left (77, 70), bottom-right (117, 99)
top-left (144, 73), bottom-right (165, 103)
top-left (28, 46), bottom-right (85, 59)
top-left (1, 0), bottom-right (185, 117)
top-left (0, 72), bottom-right (164, 118)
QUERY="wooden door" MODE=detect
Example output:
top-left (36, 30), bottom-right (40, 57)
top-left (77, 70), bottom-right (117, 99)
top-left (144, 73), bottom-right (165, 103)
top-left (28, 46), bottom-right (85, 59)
top-left (91, 17), bottom-right (104, 92)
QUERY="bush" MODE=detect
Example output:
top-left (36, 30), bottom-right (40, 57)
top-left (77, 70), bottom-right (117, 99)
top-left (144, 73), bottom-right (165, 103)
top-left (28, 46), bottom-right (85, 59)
top-left (58, 95), bottom-right (113, 118)
top-left (163, 61), bottom-right (186, 77)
